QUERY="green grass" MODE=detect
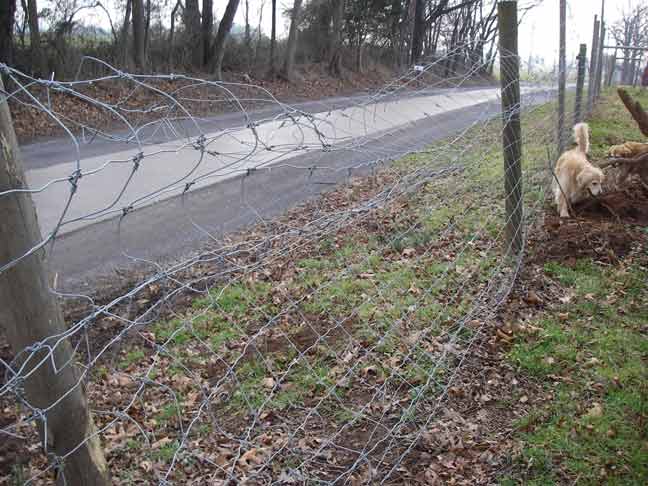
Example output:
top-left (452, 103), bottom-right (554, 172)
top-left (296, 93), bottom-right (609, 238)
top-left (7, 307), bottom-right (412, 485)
top-left (150, 281), bottom-right (274, 353)
top-left (224, 358), bottom-right (336, 414)
top-left (119, 349), bottom-right (146, 369)
top-left (101, 90), bottom-right (643, 484)
top-left (508, 262), bottom-right (648, 485)
top-left (588, 86), bottom-right (648, 158)
top-left (503, 88), bottom-right (648, 485)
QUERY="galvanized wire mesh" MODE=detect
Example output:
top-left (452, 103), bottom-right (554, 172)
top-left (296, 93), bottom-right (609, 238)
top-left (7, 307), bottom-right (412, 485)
top-left (0, 49), bottom-right (576, 484)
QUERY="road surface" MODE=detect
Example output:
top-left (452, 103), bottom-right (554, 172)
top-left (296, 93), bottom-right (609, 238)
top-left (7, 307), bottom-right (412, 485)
top-left (19, 85), bottom-right (556, 292)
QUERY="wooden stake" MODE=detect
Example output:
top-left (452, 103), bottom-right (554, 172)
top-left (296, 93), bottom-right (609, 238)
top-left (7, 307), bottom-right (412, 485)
top-left (0, 78), bottom-right (110, 485)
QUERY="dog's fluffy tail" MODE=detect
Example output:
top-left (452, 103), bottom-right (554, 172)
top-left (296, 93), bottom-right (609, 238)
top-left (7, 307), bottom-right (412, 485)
top-left (573, 122), bottom-right (590, 154)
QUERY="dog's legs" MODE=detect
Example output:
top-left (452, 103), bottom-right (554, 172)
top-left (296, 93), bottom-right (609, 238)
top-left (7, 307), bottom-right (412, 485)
top-left (554, 171), bottom-right (572, 218)
top-left (557, 193), bottom-right (570, 218)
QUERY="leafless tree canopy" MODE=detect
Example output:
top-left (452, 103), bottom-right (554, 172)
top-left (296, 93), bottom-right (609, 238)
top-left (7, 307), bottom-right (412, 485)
top-left (611, 1), bottom-right (648, 84)
top-left (0, 0), bottom-right (525, 80)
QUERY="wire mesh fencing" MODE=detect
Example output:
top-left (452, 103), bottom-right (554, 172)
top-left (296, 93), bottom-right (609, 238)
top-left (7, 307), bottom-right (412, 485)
top-left (0, 49), bottom-right (577, 485)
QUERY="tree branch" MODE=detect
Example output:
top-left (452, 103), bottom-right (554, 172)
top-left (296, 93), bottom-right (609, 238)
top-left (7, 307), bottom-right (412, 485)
top-left (599, 151), bottom-right (648, 169)
top-left (618, 87), bottom-right (648, 137)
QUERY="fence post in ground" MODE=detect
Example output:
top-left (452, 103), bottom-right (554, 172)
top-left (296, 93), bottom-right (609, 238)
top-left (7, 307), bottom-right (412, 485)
top-left (0, 78), bottom-right (110, 485)
top-left (587, 15), bottom-right (600, 113)
top-left (558, 0), bottom-right (567, 154)
top-left (606, 49), bottom-right (617, 87)
top-left (595, 23), bottom-right (606, 99)
top-left (498, 1), bottom-right (523, 255)
top-left (597, 0), bottom-right (606, 97)
top-left (575, 44), bottom-right (587, 124)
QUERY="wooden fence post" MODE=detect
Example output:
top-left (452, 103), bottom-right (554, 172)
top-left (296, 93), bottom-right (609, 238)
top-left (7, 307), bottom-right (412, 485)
top-left (587, 15), bottom-right (600, 113)
top-left (0, 78), bottom-right (110, 484)
top-left (595, 22), bottom-right (606, 99)
top-left (558, 0), bottom-right (567, 154)
top-left (596, 0), bottom-right (606, 98)
top-left (575, 44), bottom-right (587, 124)
top-left (498, 1), bottom-right (523, 255)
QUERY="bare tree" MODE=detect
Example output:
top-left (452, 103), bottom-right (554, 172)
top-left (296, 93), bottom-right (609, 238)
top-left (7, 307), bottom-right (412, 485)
top-left (612, 3), bottom-right (648, 84)
top-left (202, 0), bottom-right (213, 68)
top-left (410, 0), bottom-right (427, 64)
top-left (210, 0), bottom-right (241, 79)
top-left (0, 0), bottom-right (16, 67)
top-left (118, 0), bottom-right (132, 66)
top-left (269, 0), bottom-right (277, 76)
top-left (144, 0), bottom-right (151, 54)
top-left (245, 0), bottom-right (252, 69)
top-left (184, 0), bottom-right (202, 69)
top-left (282, 0), bottom-right (303, 80)
top-left (168, 0), bottom-right (182, 68)
top-left (328, 0), bottom-right (344, 77)
top-left (3, 1), bottom-right (543, 89)
top-left (254, 0), bottom-right (265, 68)
top-left (25, 0), bottom-right (47, 76)
top-left (132, 0), bottom-right (146, 70)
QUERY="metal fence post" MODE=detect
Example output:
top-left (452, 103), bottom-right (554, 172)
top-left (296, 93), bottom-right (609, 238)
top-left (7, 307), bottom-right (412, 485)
top-left (575, 44), bottom-right (587, 124)
top-left (498, 1), bottom-right (523, 255)
top-left (0, 77), bottom-right (110, 485)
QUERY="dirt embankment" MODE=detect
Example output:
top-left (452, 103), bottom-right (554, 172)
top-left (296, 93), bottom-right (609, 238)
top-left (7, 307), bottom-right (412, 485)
top-left (532, 180), bottom-right (648, 266)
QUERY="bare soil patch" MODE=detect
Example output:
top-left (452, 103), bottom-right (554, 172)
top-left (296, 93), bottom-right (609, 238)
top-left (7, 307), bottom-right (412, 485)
top-left (531, 181), bottom-right (648, 266)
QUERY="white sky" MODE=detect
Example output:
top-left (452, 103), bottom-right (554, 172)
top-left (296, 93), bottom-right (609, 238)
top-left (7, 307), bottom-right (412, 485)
top-left (518, 0), bottom-right (627, 69)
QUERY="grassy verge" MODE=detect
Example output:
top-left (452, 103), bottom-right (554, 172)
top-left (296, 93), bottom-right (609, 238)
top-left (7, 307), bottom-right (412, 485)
top-left (508, 261), bottom-right (648, 485)
top-left (11, 89), bottom-right (634, 485)
top-left (86, 90), bottom-right (569, 484)
top-left (503, 88), bottom-right (648, 485)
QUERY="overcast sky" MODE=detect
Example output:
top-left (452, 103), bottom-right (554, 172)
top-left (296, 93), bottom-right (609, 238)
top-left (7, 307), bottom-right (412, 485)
top-left (518, 0), bottom-right (627, 69)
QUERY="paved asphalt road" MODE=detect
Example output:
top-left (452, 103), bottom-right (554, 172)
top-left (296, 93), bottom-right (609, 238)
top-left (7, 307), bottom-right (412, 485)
top-left (19, 86), bottom-right (556, 292)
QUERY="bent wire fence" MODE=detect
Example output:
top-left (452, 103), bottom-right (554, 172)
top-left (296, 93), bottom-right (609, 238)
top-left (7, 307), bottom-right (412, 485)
top-left (0, 42), bottom-right (576, 485)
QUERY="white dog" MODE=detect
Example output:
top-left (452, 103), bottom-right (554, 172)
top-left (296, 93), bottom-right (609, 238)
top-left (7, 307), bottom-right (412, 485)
top-left (553, 123), bottom-right (605, 218)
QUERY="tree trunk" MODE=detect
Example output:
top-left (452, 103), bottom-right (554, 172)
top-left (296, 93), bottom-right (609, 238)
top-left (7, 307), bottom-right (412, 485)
top-left (444, 15), bottom-right (460, 77)
top-left (131, 0), bottom-right (146, 70)
top-left (254, 0), bottom-right (264, 67)
top-left (210, 0), bottom-right (240, 79)
top-left (168, 0), bottom-right (181, 68)
top-left (244, 0), bottom-right (252, 68)
top-left (202, 0), bottom-right (213, 68)
top-left (622, 49), bottom-right (631, 84)
top-left (0, 0), bottom-right (15, 68)
top-left (328, 0), bottom-right (344, 77)
top-left (0, 77), bottom-right (111, 486)
top-left (119, 0), bottom-right (132, 67)
top-left (431, 20), bottom-right (441, 57)
top-left (26, 0), bottom-right (47, 77)
top-left (183, 0), bottom-right (202, 69)
top-left (269, 0), bottom-right (277, 76)
top-left (389, 0), bottom-right (402, 67)
top-left (282, 0), bottom-right (303, 81)
top-left (405, 0), bottom-right (415, 66)
top-left (143, 0), bottom-right (151, 55)
top-left (410, 0), bottom-right (425, 64)
top-left (355, 35), bottom-right (363, 72)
